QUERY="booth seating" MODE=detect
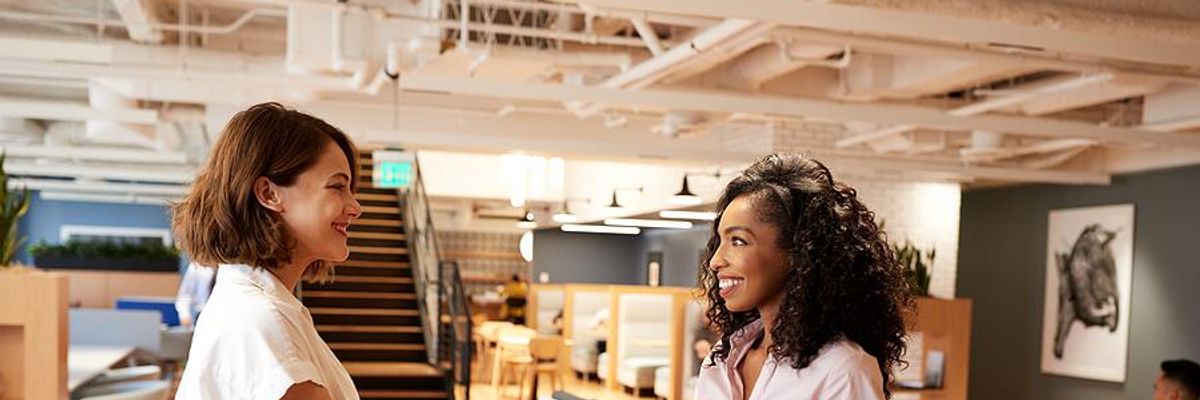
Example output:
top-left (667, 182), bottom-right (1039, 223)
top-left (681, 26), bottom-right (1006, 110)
top-left (654, 367), bottom-right (696, 400)
top-left (569, 336), bottom-right (602, 376)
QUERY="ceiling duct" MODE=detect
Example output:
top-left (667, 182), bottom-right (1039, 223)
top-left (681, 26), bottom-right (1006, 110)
top-left (85, 80), bottom-right (157, 149)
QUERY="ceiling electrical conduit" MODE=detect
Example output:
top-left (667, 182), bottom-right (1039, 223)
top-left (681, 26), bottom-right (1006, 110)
top-left (570, 18), bottom-right (767, 118)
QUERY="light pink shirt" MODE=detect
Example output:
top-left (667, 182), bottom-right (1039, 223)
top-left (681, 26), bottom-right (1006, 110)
top-left (695, 319), bottom-right (885, 400)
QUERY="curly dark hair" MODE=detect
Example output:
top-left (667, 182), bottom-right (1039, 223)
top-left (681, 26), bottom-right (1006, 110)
top-left (699, 153), bottom-right (913, 398)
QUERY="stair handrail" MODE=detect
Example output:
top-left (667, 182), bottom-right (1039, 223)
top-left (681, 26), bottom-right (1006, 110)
top-left (402, 152), bottom-right (443, 364)
top-left (439, 260), bottom-right (473, 399)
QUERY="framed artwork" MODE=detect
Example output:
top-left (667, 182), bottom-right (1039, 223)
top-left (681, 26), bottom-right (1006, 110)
top-left (1040, 204), bottom-right (1134, 382)
top-left (647, 252), bottom-right (663, 287)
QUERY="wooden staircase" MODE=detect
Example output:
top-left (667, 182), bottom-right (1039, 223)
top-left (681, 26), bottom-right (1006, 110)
top-left (301, 151), bottom-right (449, 400)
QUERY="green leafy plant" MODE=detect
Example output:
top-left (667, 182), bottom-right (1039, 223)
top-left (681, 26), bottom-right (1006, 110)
top-left (894, 240), bottom-right (936, 297)
top-left (0, 151), bottom-right (32, 267)
top-left (29, 240), bottom-right (180, 262)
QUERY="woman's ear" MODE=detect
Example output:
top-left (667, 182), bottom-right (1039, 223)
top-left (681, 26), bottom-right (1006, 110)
top-left (254, 176), bottom-right (284, 212)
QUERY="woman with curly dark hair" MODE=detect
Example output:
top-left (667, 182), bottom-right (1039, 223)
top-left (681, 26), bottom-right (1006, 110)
top-left (695, 154), bottom-right (913, 399)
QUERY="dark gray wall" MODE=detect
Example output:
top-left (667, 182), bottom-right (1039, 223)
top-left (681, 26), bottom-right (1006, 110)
top-left (532, 229), bottom-right (642, 285)
top-left (635, 225), bottom-right (712, 288)
top-left (957, 165), bottom-right (1200, 400)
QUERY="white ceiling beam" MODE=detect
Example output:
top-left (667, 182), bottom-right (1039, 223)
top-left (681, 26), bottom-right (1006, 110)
top-left (947, 73), bottom-right (1113, 117)
top-left (0, 37), bottom-right (113, 64)
top-left (5, 162), bottom-right (194, 184)
top-left (9, 178), bottom-right (186, 196)
top-left (399, 73), bottom-right (1200, 148)
top-left (769, 27), bottom-right (1200, 86)
top-left (110, 0), bottom-right (164, 43)
top-left (0, 97), bottom-right (158, 124)
top-left (566, 0), bottom-right (1200, 68)
top-left (1, 145), bottom-right (189, 164)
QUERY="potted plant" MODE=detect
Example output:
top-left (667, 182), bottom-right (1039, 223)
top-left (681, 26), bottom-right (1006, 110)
top-left (30, 240), bottom-right (180, 272)
top-left (894, 240), bottom-right (935, 297)
top-left (0, 151), bottom-right (31, 268)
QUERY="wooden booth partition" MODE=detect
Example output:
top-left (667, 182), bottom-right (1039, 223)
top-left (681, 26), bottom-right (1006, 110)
top-left (0, 270), bottom-right (69, 400)
top-left (898, 297), bottom-right (972, 400)
top-left (560, 284), bottom-right (614, 386)
top-left (525, 283), bottom-right (564, 334)
top-left (608, 285), bottom-right (693, 400)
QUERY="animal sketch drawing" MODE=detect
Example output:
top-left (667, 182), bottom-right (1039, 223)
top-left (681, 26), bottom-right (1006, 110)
top-left (1052, 224), bottom-right (1120, 359)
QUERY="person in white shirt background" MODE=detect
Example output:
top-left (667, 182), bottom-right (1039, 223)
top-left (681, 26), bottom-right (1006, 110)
top-left (174, 261), bottom-right (215, 327)
top-left (695, 154), bottom-right (913, 400)
top-left (172, 102), bottom-right (363, 400)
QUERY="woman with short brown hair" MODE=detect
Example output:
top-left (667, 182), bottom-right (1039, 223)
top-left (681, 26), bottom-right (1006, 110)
top-left (174, 102), bottom-right (363, 400)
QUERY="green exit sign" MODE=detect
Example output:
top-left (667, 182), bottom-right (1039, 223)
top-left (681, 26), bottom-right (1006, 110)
top-left (375, 160), bottom-right (413, 188)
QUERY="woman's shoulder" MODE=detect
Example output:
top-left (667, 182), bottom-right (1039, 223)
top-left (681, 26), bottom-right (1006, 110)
top-left (783, 339), bottom-right (881, 382)
top-left (812, 340), bottom-right (877, 368)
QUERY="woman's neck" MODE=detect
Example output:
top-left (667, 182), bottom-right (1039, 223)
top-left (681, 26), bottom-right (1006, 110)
top-left (270, 256), bottom-right (313, 292)
top-left (755, 290), bottom-right (785, 351)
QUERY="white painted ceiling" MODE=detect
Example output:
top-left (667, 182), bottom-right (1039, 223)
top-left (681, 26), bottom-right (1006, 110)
top-left (2, 0), bottom-right (1200, 222)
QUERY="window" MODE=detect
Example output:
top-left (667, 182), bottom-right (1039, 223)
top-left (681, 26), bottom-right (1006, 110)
top-left (59, 225), bottom-right (172, 246)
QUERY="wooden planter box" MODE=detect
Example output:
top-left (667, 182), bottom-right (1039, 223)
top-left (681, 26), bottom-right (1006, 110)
top-left (33, 256), bottom-right (179, 273)
top-left (0, 269), bottom-right (68, 400)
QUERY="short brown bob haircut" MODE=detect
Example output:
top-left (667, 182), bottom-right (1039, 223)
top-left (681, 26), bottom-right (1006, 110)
top-left (172, 102), bottom-right (358, 283)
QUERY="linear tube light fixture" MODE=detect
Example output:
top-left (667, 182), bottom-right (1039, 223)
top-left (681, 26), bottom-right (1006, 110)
top-left (659, 210), bottom-right (717, 221)
top-left (561, 224), bottom-right (640, 235)
top-left (604, 218), bottom-right (693, 229)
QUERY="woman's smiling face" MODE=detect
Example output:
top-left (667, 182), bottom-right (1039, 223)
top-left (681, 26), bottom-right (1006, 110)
top-left (708, 193), bottom-right (790, 313)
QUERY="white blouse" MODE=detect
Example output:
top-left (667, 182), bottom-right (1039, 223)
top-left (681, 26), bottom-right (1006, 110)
top-left (176, 263), bottom-right (359, 400)
top-left (695, 319), bottom-right (885, 400)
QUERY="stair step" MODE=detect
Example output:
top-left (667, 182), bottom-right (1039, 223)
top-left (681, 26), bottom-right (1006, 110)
top-left (343, 362), bottom-right (442, 378)
top-left (357, 193), bottom-right (399, 202)
top-left (350, 246), bottom-right (408, 255)
top-left (361, 205), bottom-right (401, 214)
top-left (330, 343), bottom-right (425, 351)
top-left (339, 260), bottom-right (410, 269)
top-left (345, 230), bottom-right (405, 240)
top-left (355, 219), bottom-right (403, 227)
top-left (331, 276), bottom-right (412, 284)
top-left (358, 390), bottom-right (447, 399)
top-left (304, 291), bottom-right (416, 300)
top-left (310, 308), bottom-right (419, 316)
top-left (317, 325), bottom-right (422, 333)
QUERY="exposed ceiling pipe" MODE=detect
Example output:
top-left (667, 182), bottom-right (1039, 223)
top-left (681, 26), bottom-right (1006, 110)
top-left (474, 0), bottom-right (715, 27)
top-left (836, 73), bottom-right (1115, 149)
top-left (86, 80), bottom-right (157, 149)
top-left (570, 19), bottom-right (768, 118)
top-left (459, 0), bottom-right (470, 52)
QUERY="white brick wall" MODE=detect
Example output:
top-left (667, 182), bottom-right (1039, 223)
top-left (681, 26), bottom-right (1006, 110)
top-left (772, 123), bottom-right (962, 298)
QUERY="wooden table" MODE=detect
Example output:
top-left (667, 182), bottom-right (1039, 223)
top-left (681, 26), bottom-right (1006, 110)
top-left (68, 344), bottom-right (136, 392)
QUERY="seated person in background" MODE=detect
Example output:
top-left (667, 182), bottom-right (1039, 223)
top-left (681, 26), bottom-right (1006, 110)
top-left (500, 274), bottom-right (528, 324)
top-left (175, 261), bottom-right (216, 328)
top-left (1156, 359), bottom-right (1200, 400)
top-left (552, 310), bottom-right (564, 335)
